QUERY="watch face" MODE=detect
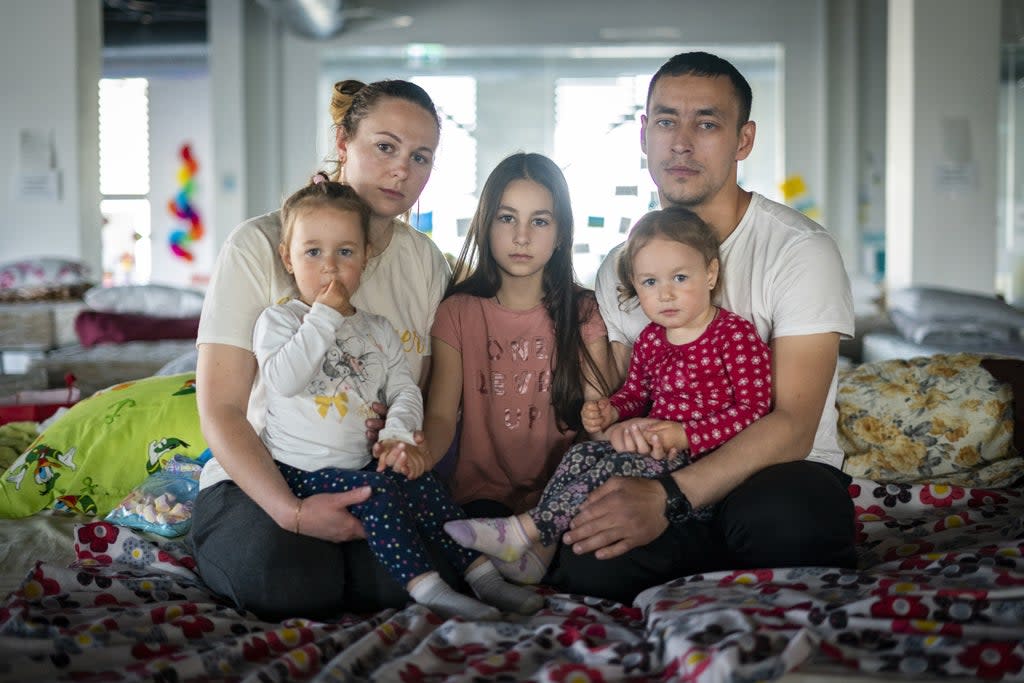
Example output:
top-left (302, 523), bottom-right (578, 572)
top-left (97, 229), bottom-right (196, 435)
top-left (666, 498), bottom-right (691, 526)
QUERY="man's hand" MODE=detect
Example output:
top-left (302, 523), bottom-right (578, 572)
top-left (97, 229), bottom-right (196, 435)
top-left (581, 398), bottom-right (618, 434)
top-left (295, 488), bottom-right (371, 542)
top-left (563, 476), bottom-right (667, 559)
top-left (374, 440), bottom-right (430, 479)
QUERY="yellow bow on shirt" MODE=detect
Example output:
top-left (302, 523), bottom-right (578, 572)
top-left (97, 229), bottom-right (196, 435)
top-left (314, 393), bottom-right (348, 418)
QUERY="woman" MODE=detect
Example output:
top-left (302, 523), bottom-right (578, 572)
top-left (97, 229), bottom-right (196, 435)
top-left (190, 79), bottom-right (452, 621)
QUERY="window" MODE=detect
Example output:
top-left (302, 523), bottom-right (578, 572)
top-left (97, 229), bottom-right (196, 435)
top-left (322, 45), bottom-right (782, 286)
top-left (99, 77), bottom-right (151, 284)
top-left (408, 75), bottom-right (478, 260)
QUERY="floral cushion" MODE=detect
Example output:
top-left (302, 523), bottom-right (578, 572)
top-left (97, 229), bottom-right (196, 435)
top-left (837, 353), bottom-right (1020, 487)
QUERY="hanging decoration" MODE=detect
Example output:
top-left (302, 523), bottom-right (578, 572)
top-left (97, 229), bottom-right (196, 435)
top-left (167, 144), bottom-right (204, 261)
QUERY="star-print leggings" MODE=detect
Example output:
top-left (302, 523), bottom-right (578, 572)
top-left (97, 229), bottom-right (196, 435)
top-left (529, 440), bottom-right (708, 546)
top-left (278, 461), bottom-right (478, 586)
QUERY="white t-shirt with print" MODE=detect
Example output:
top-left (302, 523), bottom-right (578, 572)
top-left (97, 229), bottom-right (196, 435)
top-left (595, 192), bottom-right (854, 469)
top-left (255, 300), bottom-right (421, 473)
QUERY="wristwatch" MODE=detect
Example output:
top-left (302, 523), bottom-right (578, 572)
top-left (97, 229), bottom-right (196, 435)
top-left (656, 474), bottom-right (693, 528)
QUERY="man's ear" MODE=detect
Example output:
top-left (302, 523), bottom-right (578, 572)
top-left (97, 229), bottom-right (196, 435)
top-left (735, 120), bottom-right (756, 161)
top-left (640, 113), bottom-right (649, 155)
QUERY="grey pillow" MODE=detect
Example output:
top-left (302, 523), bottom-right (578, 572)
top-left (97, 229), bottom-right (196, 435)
top-left (887, 286), bottom-right (1024, 344)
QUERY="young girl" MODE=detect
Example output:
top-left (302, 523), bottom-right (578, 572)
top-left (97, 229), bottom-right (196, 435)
top-left (443, 207), bottom-right (772, 581)
top-left (376, 152), bottom-right (612, 581)
top-left (253, 177), bottom-right (543, 619)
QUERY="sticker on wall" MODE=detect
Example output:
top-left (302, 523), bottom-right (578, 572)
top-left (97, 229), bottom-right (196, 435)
top-left (167, 144), bottom-right (205, 262)
top-left (779, 174), bottom-right (821, 221)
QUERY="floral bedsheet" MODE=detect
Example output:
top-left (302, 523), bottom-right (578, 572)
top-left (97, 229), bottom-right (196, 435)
top-left (0, 477), bottom-right (1022, 682)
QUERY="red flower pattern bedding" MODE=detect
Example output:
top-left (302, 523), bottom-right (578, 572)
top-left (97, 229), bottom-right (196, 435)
top-left (0, 478), bottom-right (1022, 682)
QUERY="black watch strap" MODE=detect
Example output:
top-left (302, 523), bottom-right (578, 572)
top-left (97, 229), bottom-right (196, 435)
top-left (657, 474), bottom-right (693, 527)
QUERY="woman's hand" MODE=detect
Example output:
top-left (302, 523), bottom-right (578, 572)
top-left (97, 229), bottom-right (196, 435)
top-left (294, 488), bottom-right (371, 542)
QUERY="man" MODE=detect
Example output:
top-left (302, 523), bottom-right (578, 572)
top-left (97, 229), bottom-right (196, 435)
top-left (546, 51), bottom-right (856, 603)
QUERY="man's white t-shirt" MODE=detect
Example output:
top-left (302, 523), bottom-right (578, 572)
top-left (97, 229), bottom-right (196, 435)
top-left (197, 210), bottom-right (450, 489)
top-left (596, 192), bottom-right (854, 469)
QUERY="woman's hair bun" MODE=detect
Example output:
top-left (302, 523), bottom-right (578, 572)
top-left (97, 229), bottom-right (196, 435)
top-left (335, 79), bottom-right (366, 97)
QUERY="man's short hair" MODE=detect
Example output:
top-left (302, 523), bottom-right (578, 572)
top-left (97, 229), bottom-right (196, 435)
top-left (647, 51), bottom-right (753, 127)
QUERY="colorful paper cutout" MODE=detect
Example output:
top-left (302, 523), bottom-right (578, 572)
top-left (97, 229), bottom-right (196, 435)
top-left (167, 144), bottom-right (204, 262)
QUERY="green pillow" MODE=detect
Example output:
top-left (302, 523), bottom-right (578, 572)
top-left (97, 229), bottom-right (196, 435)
top-left (0, 372), bottom-right (206, 518)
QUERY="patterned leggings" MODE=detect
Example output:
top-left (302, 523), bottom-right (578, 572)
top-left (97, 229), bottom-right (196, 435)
top-left (278, 461), bottom-right (477, 586)
top-left (530, 441), bottom-right (697, 546)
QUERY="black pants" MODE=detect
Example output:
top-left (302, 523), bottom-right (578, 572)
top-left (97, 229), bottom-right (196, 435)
top-left (543, 460), bottom-right (856, 604)
top-left (189, 481), bottom-right (466, 622)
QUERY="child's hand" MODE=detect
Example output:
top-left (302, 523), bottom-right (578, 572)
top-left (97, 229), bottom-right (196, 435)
top-left (641, 420), bottom-right (688, 458)
top-left (581, 398), bottom-right (618, 434)
top-left (316, 278), bottom-right (355, 316)
top-left (375, 439), bottom-right (430, 479)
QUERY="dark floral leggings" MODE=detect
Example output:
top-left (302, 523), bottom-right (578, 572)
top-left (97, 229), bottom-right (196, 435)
top-left (530, 440), bottom-right (709, 546)
top-left (278, 461), bottom-right (477, 585)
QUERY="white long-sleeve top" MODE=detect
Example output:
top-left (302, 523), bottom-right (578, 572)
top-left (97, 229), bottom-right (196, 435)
top-left (253, 299), bottom-right (422, 472)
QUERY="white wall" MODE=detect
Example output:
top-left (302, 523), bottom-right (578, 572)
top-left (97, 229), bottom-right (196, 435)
top-left (0, 1), bottom-right (101, 275)
top-left (886, 0), bottom-right (1001, 295)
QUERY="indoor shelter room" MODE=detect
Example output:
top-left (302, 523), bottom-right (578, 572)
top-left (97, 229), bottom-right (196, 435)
top-left (0, 1), bottom-right (1022, 681)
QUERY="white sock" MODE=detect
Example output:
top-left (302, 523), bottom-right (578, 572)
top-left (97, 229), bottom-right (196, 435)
top-left (407, 571), bottom-right (500, 621)
top-left (465, 560), bottom-right (545, 615)
top-left (491, 545), bottom-right (551, 585)
top-left (444, 516), bottom-right (532, 562)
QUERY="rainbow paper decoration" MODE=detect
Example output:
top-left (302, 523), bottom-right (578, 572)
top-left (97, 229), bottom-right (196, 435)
top-left (167, 144), bottom-right (204, 261)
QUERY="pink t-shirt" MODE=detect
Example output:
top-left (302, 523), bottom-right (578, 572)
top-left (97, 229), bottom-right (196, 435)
top-left (610, 308), bottom-right (772, 458)
top-left (432, 292), bottom-right (607, 513)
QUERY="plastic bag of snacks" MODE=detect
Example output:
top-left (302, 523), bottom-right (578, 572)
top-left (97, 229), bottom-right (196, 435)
top-left (104, 453), bottom-right (206, 537)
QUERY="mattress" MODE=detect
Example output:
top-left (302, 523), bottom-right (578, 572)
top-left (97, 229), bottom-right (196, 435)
top-left (0, 301), bottom-right (85, 350)
top-left (28, 339), bottom-right (197, 397)
top-left (862, 331), bottom-right (1024, 363)
top-left (4, 477), bottom-right (1018, 682)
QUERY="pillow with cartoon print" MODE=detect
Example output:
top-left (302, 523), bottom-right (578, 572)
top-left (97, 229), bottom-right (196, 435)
top-left (0, 372), bottom-right (206, 518)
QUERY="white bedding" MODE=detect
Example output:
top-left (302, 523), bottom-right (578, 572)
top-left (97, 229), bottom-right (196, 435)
top-left (0, 511), bottom-right (80, 597)
top-left (27, 340), bottom-right (197, 397)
